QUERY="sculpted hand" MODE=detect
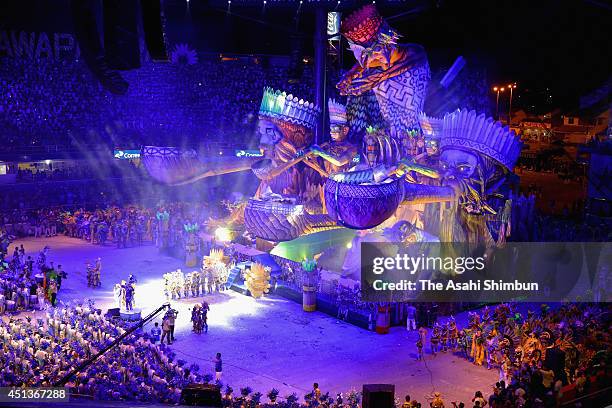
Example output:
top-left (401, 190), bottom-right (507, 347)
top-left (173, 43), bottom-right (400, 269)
top-left (337, 66), bottom-right (364, 95)
top-left (308, 145), bottom-right (324, 156)
top-left (343, 68), bottom-right (387, 95)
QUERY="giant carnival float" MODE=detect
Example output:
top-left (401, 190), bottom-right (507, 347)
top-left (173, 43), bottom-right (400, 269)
top-left (140, 5), bottom-right (525, 327)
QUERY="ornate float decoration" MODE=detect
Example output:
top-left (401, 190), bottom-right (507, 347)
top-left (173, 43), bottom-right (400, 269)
top-left (337, 5), bottom-right (430, 139)
top-left (141, 146), bottom-right (256, 186)
top-left (244, 262), bottom-right (271, 299)
top-left (140, 6), bottom-right (522, 249)
top-left (171, 43), bottom-right (198, 65)
top-left (419, 112), bottom-right (443, 160)
top-left (323, 108), bottom-right (521, 245)
top-left (242, 88), bottom-right (342, 241)
top-left (306, 99), bottom-right (360, 177)
top-left (324, 173), bottom-right (403, 229)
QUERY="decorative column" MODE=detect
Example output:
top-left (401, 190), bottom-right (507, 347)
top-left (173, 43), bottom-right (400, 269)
top-left (314, 7), bottom-right (327, 144)
top-left (301, 258), bottom-right (318, 312)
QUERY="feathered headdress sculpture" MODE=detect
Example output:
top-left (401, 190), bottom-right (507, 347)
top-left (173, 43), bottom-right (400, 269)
top-left (259, 87), bottom-right (320, 129)
top-left (170, 44), bottom-right (198, 65)
top-left (328, 98), bottom-right (348, 126)
top-left (419, 112), bottom-right (443, 141)
top-left (341, 5), bottom-right (384, 46)
top-left (244, 263), bottom-right (271, 299)
top-left (441, 109), bottom-right (522, 170)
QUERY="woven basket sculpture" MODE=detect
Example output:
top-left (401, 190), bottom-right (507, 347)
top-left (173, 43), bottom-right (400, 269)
top-left (324, 176), bottom-right (403, 229)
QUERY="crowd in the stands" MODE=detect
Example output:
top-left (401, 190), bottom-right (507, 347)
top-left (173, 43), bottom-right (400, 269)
top-left (0, 55), bottom-right (315, 151)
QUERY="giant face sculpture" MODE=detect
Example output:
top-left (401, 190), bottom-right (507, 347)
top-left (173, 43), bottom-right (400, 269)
top-left (330, 124), bottom-right (350, 142)
top-left (338, 5), bottom-right (430, 136)
top-left (348, 40), bottom-right (395, 71)
top-left (439, 148), bottom-right (493, 215)
top-left (257, 118), bottom-right (283, 158)
top-left (425, 138), bottom-right (439, 156)
top-left (439, 149), bottom-right (478, 182)
top-left (436, 110), bottom-right (522, 216)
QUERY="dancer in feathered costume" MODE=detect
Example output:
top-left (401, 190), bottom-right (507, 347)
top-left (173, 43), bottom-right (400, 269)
top-left (447, 317), bottom-right (459, 350)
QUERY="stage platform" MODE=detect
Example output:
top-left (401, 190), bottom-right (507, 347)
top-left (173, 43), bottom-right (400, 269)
top-left (120, 308), bottom-right (142, 321)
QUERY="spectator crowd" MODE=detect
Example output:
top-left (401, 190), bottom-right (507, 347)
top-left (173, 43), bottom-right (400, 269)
top-left (0, 55), bottom-right (315, 152)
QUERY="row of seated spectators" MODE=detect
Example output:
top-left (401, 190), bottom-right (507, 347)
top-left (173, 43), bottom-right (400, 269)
top-left (0, 55), bottom-right (315, 152)
top-left (2, 156), bottom-right (144, 185)
top-left (0, 303), bottom-right (193, 403)
top-left (0, 169), bottom-right (251, 213)
top-left (1, 50), bottom-right (495, 154)
top-left (15, 167), bottom-right (97, 183)
top-left (528, 214), bottom-right (609, 242)
top-left (0, 180), bottom-right (151, 213)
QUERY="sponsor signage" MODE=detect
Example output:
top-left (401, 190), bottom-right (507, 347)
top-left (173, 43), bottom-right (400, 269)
top-left (235, 149), bottom-right (264, 158)
top-left (0, 30), bottom-right (79, 60)
top-left (327, 12), bottom-right (341, 41)
top-left (113, 149), bottom-right (141, 160)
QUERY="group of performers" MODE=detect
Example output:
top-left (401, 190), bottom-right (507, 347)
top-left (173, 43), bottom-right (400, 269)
top-left (86, 257), bottom-right (102, 288)
top-left (60, 207), bottom-right (150, 247)
top-left (428, 317), bottom-right (460, 356)
top-left (335, 284), bottom-right (365, 321)
top-left (113, 274), bottom-right (137, 311)
top-left (163, 268), bottom-right (227, 300)
top-left (111, 218), bottom-right (146, 248)
top-left (419, 304), bottom-right (582, 384)
top-left (190, 302), bottom-right (210, 334)
top-left (163, 251), bottom-right (230, 300)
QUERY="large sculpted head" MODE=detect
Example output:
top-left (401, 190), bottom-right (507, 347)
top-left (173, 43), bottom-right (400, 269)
top-left (439, 149), bottom-right (479, 182)
top-left (439, 148), bottom-right (486, 214)
top-left (257, 87), bottom-right (319, 156)
top-left (328, 99), bottom-right (350, 142)
top-left (257, 116), bottom-right (313, 152)
top-left (257, 118), bottom-right (284, 157)
top-left (438, 110), bottom-right (522, 214)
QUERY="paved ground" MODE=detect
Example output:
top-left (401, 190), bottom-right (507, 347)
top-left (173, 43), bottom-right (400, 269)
top-left (7, 236), bottom-right (498, 405)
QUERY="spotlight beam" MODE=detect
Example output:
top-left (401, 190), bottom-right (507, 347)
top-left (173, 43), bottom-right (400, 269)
top-left (210, 6), bottom-right (300, 35)
top-left (386, 4), bottom-right (430, 23)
